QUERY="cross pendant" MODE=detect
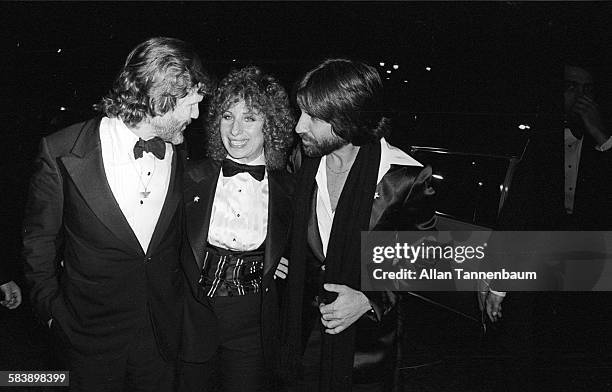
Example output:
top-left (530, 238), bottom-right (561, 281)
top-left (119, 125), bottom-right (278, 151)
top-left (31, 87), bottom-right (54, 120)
top-left (140, 191), bottom-right (151, 198)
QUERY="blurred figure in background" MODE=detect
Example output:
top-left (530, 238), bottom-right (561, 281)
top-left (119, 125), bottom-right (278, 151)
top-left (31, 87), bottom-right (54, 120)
top-left (489, 59), bottom-right (612, 376)
top-left (501, 62), bottom-right (612, 230)
top-left (563, 62), bottom-right (612, 227)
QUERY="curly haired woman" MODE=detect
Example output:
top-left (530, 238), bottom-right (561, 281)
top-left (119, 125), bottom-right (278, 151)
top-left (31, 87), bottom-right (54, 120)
top-left (179, 66), bottom-right (296, 392)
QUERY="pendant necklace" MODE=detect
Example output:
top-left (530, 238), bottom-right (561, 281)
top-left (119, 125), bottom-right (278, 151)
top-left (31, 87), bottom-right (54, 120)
top-left (129, 153), bottom-right (157, 199)
top-left (325, 161), bottom-right (351, 175)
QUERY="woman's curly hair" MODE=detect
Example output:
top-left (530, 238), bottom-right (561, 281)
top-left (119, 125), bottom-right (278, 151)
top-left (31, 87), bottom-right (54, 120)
top-left (205, 66), bottom-right (296, 171)
top-left (96, 37), bottom-right (212, 126)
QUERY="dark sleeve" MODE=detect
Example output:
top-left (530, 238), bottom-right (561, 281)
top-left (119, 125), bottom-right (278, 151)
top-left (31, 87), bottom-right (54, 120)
top-left (0, 262), bottom-right (10, 286)
top-left (364, 291), bottom-right (398, 322)
top-left (364, 164), bottom-right (437, 322)
top-left (398, 165), bottom-right (437, 231)
top-left (22, 137), bottom-right (64, 323)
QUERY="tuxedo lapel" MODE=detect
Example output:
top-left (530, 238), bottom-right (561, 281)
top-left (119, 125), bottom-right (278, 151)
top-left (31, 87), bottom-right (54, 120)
top-left (60, 118), bottom-right (142, 255)
top-left (369, 166), bottom-right (411, 230)
top-left (184, 159), bottom-right (221, 270)
top-left (263, 172), bottom-right (293, 277)
top-left (146, 148), bottom-right (182, 257)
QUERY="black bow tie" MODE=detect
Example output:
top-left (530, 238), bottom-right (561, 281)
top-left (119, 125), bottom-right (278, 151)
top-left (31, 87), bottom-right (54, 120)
top-left (133, 137), bottom-right (166, 160)
top-left (221, 159), bottom-right (265, 181)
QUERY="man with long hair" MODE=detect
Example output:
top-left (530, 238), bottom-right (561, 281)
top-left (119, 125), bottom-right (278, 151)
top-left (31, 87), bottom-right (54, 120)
top-left (281, 58), bottom-right (436, 392)
top-left (23, 37), bottom-right (211, 391)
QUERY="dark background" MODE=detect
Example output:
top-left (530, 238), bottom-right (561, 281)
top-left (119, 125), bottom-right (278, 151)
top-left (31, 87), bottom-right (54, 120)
top-left (2, 2), bottom-right (612, 391)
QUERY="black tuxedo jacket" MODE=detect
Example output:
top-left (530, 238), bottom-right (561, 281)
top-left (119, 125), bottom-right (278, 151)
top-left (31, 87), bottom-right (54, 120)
top-left (180, 158), bottom-right (294, 369)
top-left (572, 137), bottom-right (612, 227)
top-left (500, 133), bottom-right (612, 229)
top-left (301, 163), bottom-right (436, 384)
top-left (23, 117), bottom-right (184, 360)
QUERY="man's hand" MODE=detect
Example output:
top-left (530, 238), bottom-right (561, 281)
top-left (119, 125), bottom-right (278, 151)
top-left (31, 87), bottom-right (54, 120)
top-left (572, 96), bottom-right (609, 145)
top-left (483, 291), bottom-right (504, 323)
top-left (274, 257), bottom-right (288, 280)
top-left (0, 281), bottom-right (22, 310)
top-left (319, 283), bottom-right (371, 334)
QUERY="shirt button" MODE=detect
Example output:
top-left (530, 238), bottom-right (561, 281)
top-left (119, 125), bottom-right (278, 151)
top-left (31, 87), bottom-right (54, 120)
top-left (321, 264), bottom-right (326, 271)
top-left (237, 213), bottom-right (241, 217)
top-left (233, 238), bottom-right (236, 242)
top-left (238, 189), bottom-right (242, 193)
top-left (265, 287), bottom-right (269, 293)
top-left (144, 257), bottom-right (152, 263)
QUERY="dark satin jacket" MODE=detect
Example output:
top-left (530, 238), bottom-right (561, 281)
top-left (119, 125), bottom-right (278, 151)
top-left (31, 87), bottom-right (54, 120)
top-left (180, 158), bottom-right (294, 370)
top-left (305, 159), bottom-right (436, 384)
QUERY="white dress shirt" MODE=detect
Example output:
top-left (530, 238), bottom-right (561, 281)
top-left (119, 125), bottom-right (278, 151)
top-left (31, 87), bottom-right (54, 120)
top-left (564, 128), bottom-right (583, 214)
top-left (315, 138), bottom-right (422, 257)
top-left (207, 154), bottom-right (269, 251)
top-left (99, 116), bottom-right (172, 253)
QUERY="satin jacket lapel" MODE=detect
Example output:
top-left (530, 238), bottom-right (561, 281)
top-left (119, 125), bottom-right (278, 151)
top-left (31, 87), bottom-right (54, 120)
top-left (263, 172), bottom-right (293, 277)
top-left (146, 147), bottom-right (182, 257)
top-left (185, 159), bottom-right (221, 271)
top-left (60, 118), bottom-right (142, 255)
top-left (369, 165), bottom-right (413, 230)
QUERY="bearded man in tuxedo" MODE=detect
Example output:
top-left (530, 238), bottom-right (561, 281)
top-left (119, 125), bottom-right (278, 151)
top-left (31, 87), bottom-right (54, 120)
top-left (23, 37), bottom-right (211, 391)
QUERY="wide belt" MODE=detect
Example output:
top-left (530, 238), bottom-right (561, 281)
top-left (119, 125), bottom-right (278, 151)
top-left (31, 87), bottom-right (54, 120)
top-left (198, 245), bottom-right (264, 297)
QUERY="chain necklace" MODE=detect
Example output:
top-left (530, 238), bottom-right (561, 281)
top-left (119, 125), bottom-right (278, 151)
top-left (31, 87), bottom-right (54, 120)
top-left (325, 160), bottom-right (352, 175)
top-left (128, 153), bottom-right (157, 199)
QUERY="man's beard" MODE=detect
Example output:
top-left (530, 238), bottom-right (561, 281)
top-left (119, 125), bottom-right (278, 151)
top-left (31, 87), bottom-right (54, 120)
top-left (149, 115), bottom-right (187, 145)
top-left (300, 132), bottom-right (347, 157)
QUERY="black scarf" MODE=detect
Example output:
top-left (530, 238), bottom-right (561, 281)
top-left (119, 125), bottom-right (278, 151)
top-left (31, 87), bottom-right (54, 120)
top-left (281, 141), bottom-right (381, 392)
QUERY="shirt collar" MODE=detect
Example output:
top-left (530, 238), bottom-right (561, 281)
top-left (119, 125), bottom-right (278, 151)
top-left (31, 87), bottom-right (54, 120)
top-left (315, 138), bottom-right (423, 185)
top-left (226, 152), bottom-right (266, 166)
top-left (378, 137), bottom-right (422, 183)
top-left (564, 127), bottom-right (582, 144)
top-left (108, 117), bottom-right (141, 158)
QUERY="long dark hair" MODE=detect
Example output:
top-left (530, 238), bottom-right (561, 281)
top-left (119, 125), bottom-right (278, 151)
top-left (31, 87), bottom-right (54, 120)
top-left (297, 58), bottom-right (390, 146)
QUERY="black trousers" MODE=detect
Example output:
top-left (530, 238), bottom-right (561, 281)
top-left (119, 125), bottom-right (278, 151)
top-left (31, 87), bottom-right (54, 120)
top-left (64, 321), bottom-right (175, 392)
top-left (288, 327), bottom-right (384, 392)
top-left (179, 293), bottom-right (269, 392)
